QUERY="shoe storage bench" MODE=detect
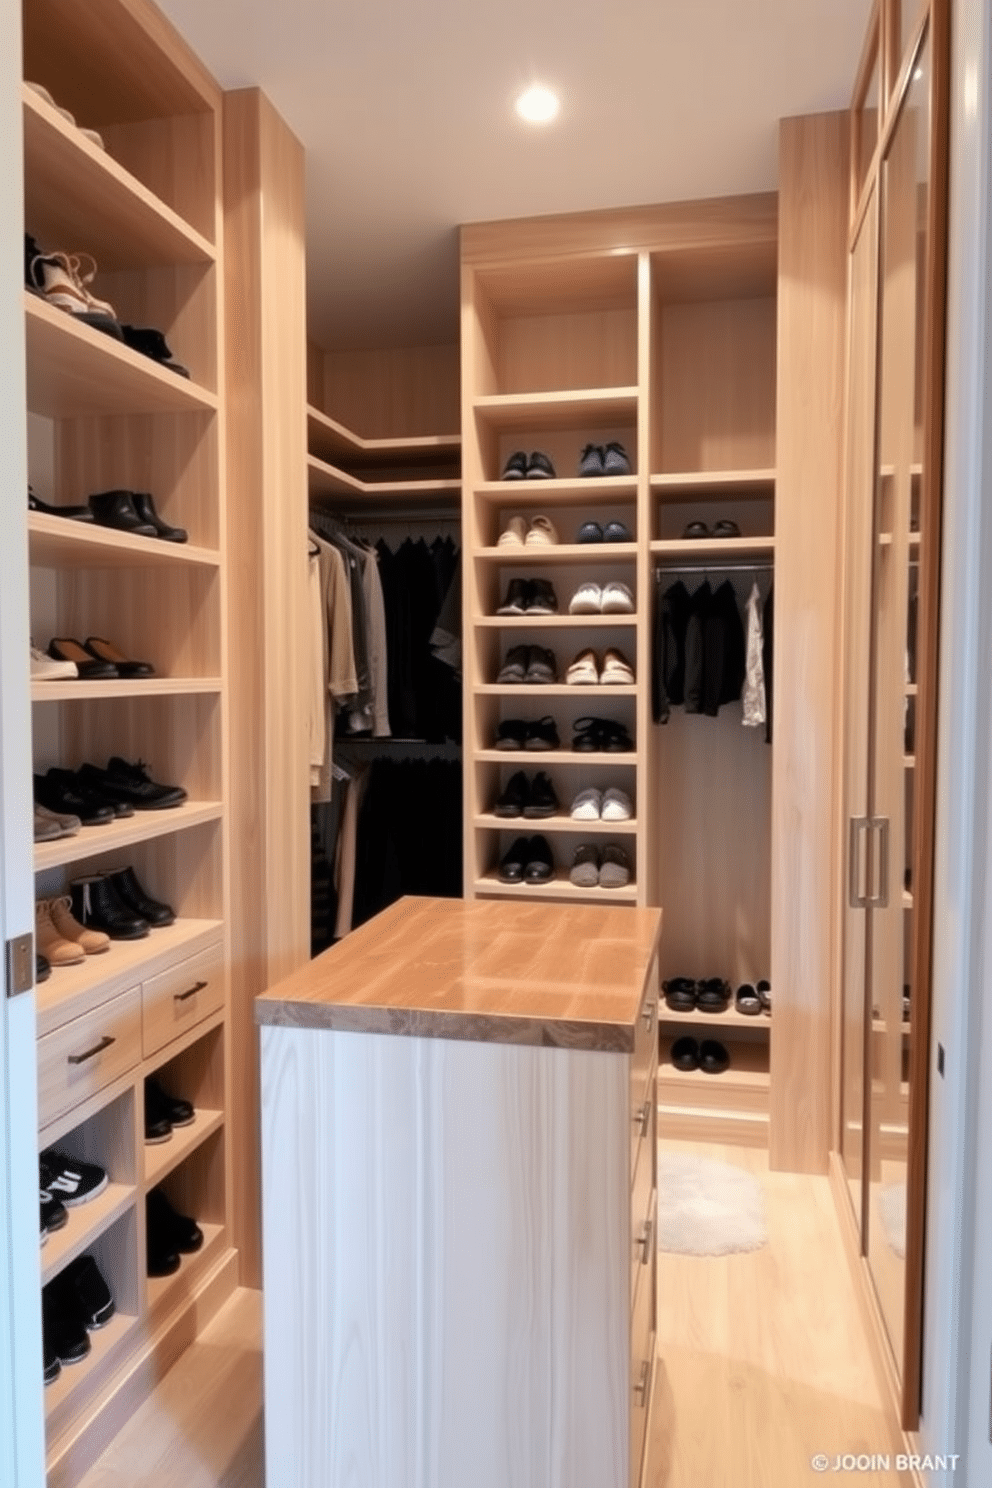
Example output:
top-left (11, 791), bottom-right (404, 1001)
top-left (460, 173), bottom-right (848, 1170)
top-left (22, 1), bottom-right (235, 1480)
top-left (256, 897), bottom-right (661, 1488)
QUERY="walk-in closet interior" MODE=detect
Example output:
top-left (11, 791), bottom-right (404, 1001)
top-left (6, 0), bottom-right (956, 1483)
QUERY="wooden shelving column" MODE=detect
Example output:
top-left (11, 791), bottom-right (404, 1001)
top-left (22, 2), bottom-right (234, 1480)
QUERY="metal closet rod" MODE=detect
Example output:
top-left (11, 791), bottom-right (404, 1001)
top-left (654, 560), bottom-right (775, 575)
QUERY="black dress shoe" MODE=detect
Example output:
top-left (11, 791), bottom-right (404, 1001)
top-left (82, 637), bottom-right (154, 678)
top-left (74, 762), bottom-right (135, 817)
top-left (523, 771), bottom-right (558, 818)
top-left (147, 1187), bottom-right (203, 1273)
top-left (47, 638), bottom-right (117, 680)
top-left (145, 1076), bottom-right (194, 1133)
top-left (494, 771), bottom-right (529, 817)
top-left (130, 491), bottom-right (188, 543)
top-left (523, 834), bottom-right (554, 882)
top-left (108, 866), bottom-right (175, 926)
top-left (34, 769), bottom-right (115, 825)
top-left (120, 326), bottom-right (190, 378)
top-left (90, 757), bottom-right (187, 811)
top-left (28, 487), bottom-right (93, 522)
top-left (70, 876), bottom-right (149, 940)
top-left (524, 716), bottom-right (560, 751)
top-left (87, 489), bottom-right (157, 536)
top-left (498, 836), bottom-right (530, 883)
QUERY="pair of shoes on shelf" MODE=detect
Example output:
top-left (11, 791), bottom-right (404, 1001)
top-left (497, 645), bottom-right (557, 684)
top-left (498, 513), bottom-right (558, 547)
top-left (501, 451), bottom-right (555, 481)
top-left (36, 758), bottom-right (186, 822)
top-left (42, 1256), bottom-right (115, 1382)
top-left (72, 867), bottom-right (175, 942)
top-left (682, 519), bottom-right (741, 539)
top-left (144, 1077), bottom-right (195, 1144)
top-left (28, 486), bottom-right (92, 522)
top-left (569, 842), bottom-right (631, 888)
top-left (33, 802), bottom-right (81, 841)
top-left (497, 578), bottom-right (558, 615)
top-left (88, 489), bottom-right (187, 542)
top-left (565, 647), bottom-right (635, 684)
top-left (494, 716), bottom-right (559, 751)
top-left (35, 896), bottom-right (109, 966)
top-left (498, 834), bottom-right (554, 883)
top-left (146, 1187), bottom-right (203, 1277)
top-left (671, 1037), bottom-right (730, 1074)
top-left (25, 83), bottom-right (106, 150)
top-left (571, 716), bottom-right (634, 752)
top-left (663, 976), bottom-right (731, 1013)
top-left (569, 786), bottom-right (633, 821)
top-left (43, 637), bottom-right (154, 680)
top-left (494, 771), bottom-right (558, 818)
top-left (578, 442), bottom-right (631, 477)
top-left (568, 581), bottom-right (634, 614)
top-left (576, 519), bottom-right (632, 543)
top-left (40, 1149), bottom-right (108, 1211)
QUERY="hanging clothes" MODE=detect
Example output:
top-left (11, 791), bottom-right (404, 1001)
top-left (742, 581), bottom-right (767, 728)
top-left (309, 530), bottom-right (358, 802)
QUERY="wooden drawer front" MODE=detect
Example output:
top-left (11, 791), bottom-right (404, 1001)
top-left (629, 1193), bottom-right (656, 1488)
top-left (630, 1099), bottom-right (655, 1306)
top-left (38, 986), bottom-right (141, 1128)
top-left (142, 941), bottom-right (224, 1058)
top-left (630, 984), bottom-right (657, 1119)
top-left (630, 1046), bottom-right (657, 1180)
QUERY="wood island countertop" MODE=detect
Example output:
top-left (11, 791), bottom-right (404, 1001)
top-left (255, 895), bottom-right (662, 1052)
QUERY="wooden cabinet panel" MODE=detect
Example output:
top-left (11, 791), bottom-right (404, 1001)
top-left (141, 938), bottom-right (224, 1057)
top-left (38, 985), bottom-right (141, 1128)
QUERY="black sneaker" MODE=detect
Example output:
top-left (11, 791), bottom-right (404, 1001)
top-left (523, 772), bottom-right (559, 818)
top-left (62, 1254), bottom-right (115, 1329)
top-left (147, 1188), bottom-right (203, 1272)
top-left (496, 578), bottom-right (530, 615)
top-left (526, 451), bottom-right (556, 479)
top-left (602, 441), bottom-right (632, 475)
top-left (145, 1076), bottom-right (194, 1142)
top-left (40, 1187), bottom-right (68, 1243)
top-left (578, 443), bottom-right (605, 477)
top-left (41, 1149), bottom-right (108, 1208)
top-left (108, 866), bottom-right (175, 927)
top-left (98, 757), bottom-right (187, 811)
top-left (500, 450), bottom-right (529, 480)
top-left (494, 771), bottom-right (529, 818)
top-left (524, 578), bottom-right (558, 614)
top-left (42, 1277), bottom-right (91, 1367)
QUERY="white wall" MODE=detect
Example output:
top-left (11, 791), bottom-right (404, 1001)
top-left (919, 0), bottom-right (992, 1480)
top-left (0, 0), bottom-right (46, 1479)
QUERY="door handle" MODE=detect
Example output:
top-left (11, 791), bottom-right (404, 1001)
top-left (870, 817), bottom-right (890, 908)
top-left (848, 817), bottom-right (870, 908)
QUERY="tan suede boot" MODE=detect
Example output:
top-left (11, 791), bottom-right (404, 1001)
top-left (49, 894), bottom-right (110, 955)
top-left (35, 899), bottom-right (85, 966)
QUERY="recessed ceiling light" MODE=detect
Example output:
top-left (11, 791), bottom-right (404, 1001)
top-left (913, 65), bottom-right (924, 80)
top-left (515, 85), bottom-right (560, 125)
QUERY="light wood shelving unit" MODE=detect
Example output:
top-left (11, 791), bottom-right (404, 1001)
top-left (460, 204), bottom-right (779, 1146)
top-left (22, 2), bottom-right (234, 1480)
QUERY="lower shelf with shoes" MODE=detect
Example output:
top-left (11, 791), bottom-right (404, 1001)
top-left (657, 1031), bottom-right (770, 1148)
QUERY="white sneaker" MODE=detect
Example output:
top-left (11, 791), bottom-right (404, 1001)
top-left (569, 582), bottom-right (602, 614)
top-left (31, 643), bottom-right (77, 680)
top-left (570, 787), bottom-right (602, 820)
top-left (600, 581), bottom-right (635, 614)
top-left (497, 515), bottom-right (528, 547)
top-left (601, 787), bottom-right (633, 821)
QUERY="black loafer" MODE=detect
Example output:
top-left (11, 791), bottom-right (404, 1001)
top-left (603, 520), bottom-right (632, 542)
top-left (700, 1039), bottom-right (730, 1074)
top-left (498, 836), bottom-right (530, 883)
top-left (663, 977), bottom-right (697, 1012)
top-left (682, 521), bottom-right (710, 539)
top-left (671, 1036), bottom-right (700, 1072)
top-left (495, 719), bottom-right (527, 750)
top-left (523, 834), bottom-right (554, 882)
top-left (523, 771), bottom-right (559, 818)
top-left (576, 520), bottom-right (603, 543)
top-left (494, 771), bottom-right (529, 817)
top-left (524, 716), bottom-right (560, 750)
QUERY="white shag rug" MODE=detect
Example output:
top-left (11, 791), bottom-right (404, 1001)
top-left (657, 1153), bottom-right (768, 1256)
top-left (878, 1182), bottom-right (907, 1259)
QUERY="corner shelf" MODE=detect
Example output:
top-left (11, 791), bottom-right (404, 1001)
top-left (307, 403), bottom-right (460, 467)
top-left (473, 387), bottom-right (638, 431)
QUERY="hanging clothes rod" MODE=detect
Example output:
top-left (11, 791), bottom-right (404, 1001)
top-left (655, 560), bottom-right (775, 575)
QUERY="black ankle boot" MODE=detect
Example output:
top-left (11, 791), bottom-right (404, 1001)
top-left (108, 866), bottom-right (175, 927)
top-left (70, 876), bottom-right (149, 940)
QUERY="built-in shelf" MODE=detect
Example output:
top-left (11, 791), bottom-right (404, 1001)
top-left (43, 1308), bottom-right (138, 1418)
top-left (475, 478), bottom-right (637, 506)
top-left (40, 1184), bottom-right (135, 1285)
top-left (25, 294), bottom-right (218, 418)
top-left (32, 677), bottom-right (222, 703)
top-left (473, 874), bottom-right (638, 904)
top-left (307, 403), bottom-right (460, 467)
top-left (473, 387), bottom-right (638, 432)
top-left (650, 535), bottom-right (775, 561)
top-left (658, 1036), bottom-right (770, 1093)
top-left (659, 1004), bottom-right (773, 1029)
top-left (475, 683), bottom-right (638, 697)
top-left (33, 801), bottom-right (224, 874)
top-left (307, 453), bottom-right (460, 505)
top-left (23, 84), bottom-right (214, 269)
top-left (475, 749), bottom-right (638, 765)
top-left (143, 1107), bottom-right (224, 1188)
top-left (145, 1222), bottom-right (225, 1313)
top-left (28, 513), bottom-right (221, 570)
top-left (476, 615), bottom-right (638, 630)
top-left (476, 542), bottom-right (638, 562)
top-left (474, 813), bottom-right (637, 835)
top-left (650, 469), bottom-right (776, 499)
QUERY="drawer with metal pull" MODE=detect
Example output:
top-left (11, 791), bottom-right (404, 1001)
top-left (630, 1098), bottom-right (656, 1305)
top-left (142, 939), bottom-right (224, 1057)
top-left (629, 1188), bottom-right (657, 1488)
top-left (37, 985), bottom-right (141, 1128)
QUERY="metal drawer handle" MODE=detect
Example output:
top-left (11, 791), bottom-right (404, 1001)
top-left (638, 1214), bottom-right (654, 1266)
top-left (174, 979), bottom-right (208, 1004)
top-left (634, 1358), bottom-right (651, 1407)
top-left (641, 999), bottom-right (656, 1030)
top-left (634, 1099), bottom-right (651, 1137)
top-left (67, 1034), bottom-right (115, 1066)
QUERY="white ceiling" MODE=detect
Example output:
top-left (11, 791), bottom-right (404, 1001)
top-left (156, 0), bottom-right (870, 352)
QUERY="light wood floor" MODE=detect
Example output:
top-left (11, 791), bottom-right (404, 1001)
top-left (77, 1287), bottom-right (263, 1488)
top-left (77, 1145), bottom-right (908, 1488)
top-left (646, 1141), bottom-right (912, 1488)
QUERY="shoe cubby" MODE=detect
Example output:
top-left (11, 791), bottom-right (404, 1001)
top-left (657, 1029), bottom-right (770, 1146)
top-left (143, 1021), bottom-right (225, 1187)
top-left (474, 759), bottom-right (638, 833)
top-left (648, 244), bottom-right (777, 478)
top-left (475, 558), bottom-right (639, 617)
top-left (40, 1088), bottom-right (137, 1284)
top-left (144, 1125), bottom-right (226, 1314)
top-left (472, 825), bottom-right (638, 904)
top-left (472, 493), bottom-right (637, 551)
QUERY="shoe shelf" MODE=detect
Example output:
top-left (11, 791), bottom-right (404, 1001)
top-left (649, 535), bottom-right (776, 561)
top-left (33, 800), bottom-right (224, 874)
top-left (32, 677), bottom-right (223, 703)
top-left (476, 749), bottom-right (638, 765)
top-left (307, 403), bottom-right (460, 467)
top-left (307, 453), bottom-right (461, 505)
top-left (659, 1004), bottom-right (772, 1029)
top-left (23, 85), bottom-right (215, 271)
top-left (44, 1308), bottom-right (139, 1420)
top-left (28, 513), bottom-right (221, 571)
top-left (658, 1035), bottom-right (770, 1090)
top-left (474, 478), bottom-right (638, 507)
top-left (34, 920), bottom-right (224, 1039)
top-left (145, 1220), bottom-right (225, 1315)
top-left (476, 542), bottom-right (638, 562)
top-left (40, 1186), bottom-right (135, 1286)
top-left (474, 683), bottom-right (638, 697)
top-left (473, 387), bottom-right (639, 432)
top-left (476, 615), bottom-right (637, 630)
top-left (475, 812), bottom-right (637, 835)
top-left (144, 1105), bottom-right (224, 1189)
top-left (25, 294), bottom-right (218, 419)
top-left (649, 469), bottom-right (776, 499)
top-left (473, 873), bottom-right (639, 904)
